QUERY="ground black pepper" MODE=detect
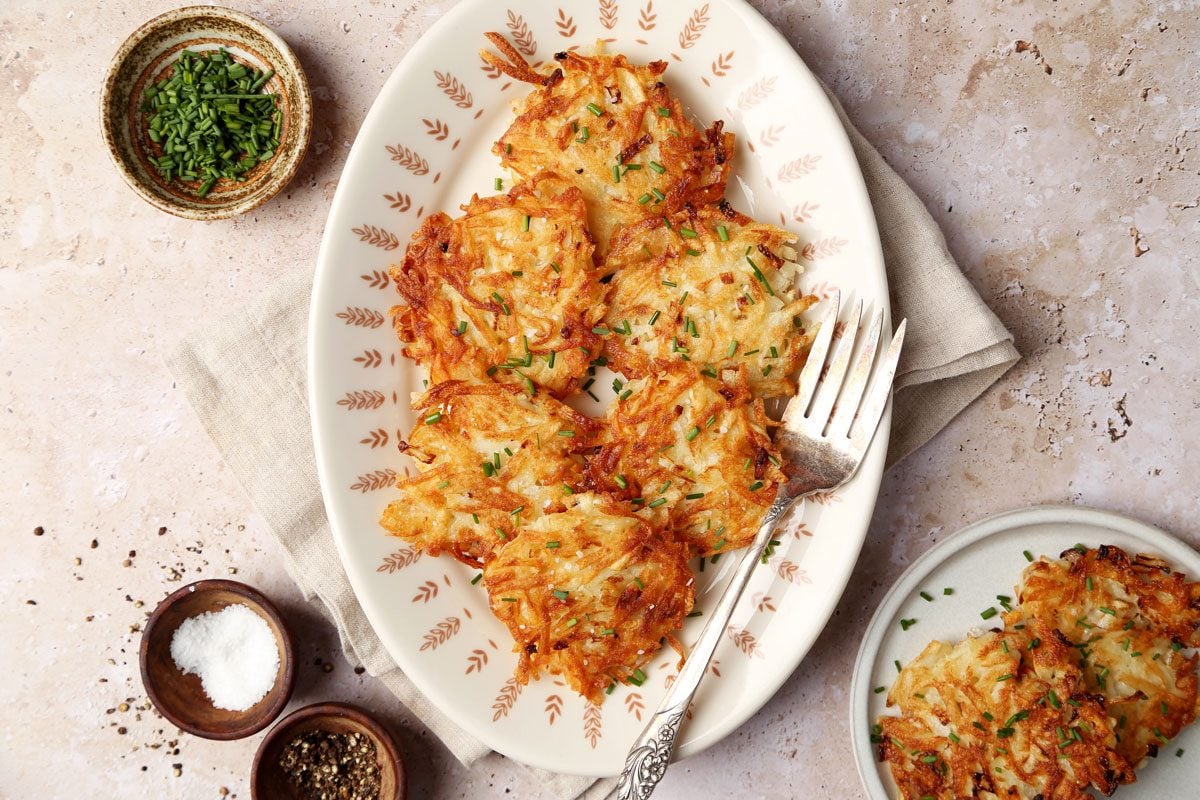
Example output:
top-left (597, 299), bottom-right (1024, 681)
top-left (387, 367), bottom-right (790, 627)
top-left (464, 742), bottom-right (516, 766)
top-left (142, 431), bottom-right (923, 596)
top-left (279, 730), bottom-right (381, 800)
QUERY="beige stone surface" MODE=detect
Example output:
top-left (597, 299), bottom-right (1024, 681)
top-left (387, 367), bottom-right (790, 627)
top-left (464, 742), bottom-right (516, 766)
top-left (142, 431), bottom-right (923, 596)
top-left (1, 1), bottom-right (1197, 798)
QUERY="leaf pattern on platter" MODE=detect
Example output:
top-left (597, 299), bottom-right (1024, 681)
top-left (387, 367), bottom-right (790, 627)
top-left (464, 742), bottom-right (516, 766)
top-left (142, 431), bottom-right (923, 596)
top-left (506, 10), bottom-right (538, 57)
top-left (556, 8), bottom-right (576, 37)
top-left (353, 349), bottom-right (382, 368)
top-left (726, 625), bottom-right (764, 658)
top-left (338, 390), bottom-right (386, 410)
top-left (545, 693), bottom-right (563, 724)
top-left (434, 70), bottom-right (474, 108)
top-left (361, 269), bottom-right (391, 289)
top-left (777, 154), bottom-right (822, 182)
top-left (420, 617), bottom-right (461, 651)
top-left (737, 75), bottom-right (776, 110)
top-left (465, 647), bottom-right (489, 674)
top-left (336, 307), bottom-right (385, 328)
top-left (376, 546), bottom-right (420, 573)
top-left (492, 677), bottom-right (523, 721)
top-left (638, 1), bottom-right (657, 31)
top-left (386, 144), bottom-right (430, 176)
top-left (799, 237), bottom-right (848, 261)
top-left (624, 692), bottom-right (644, 721)
top-left (599, 0), bottom-right (618, 29)
top-left (678, 3), bottom-right (710, 49)
top-left (412, 580), bottom-right (439, 603)
top-left (583, 701), bottom-right (603, 748)
top-left (351, 225), bottom-right (399, 251)
top-left (353, 469), bottom-right (399, 493)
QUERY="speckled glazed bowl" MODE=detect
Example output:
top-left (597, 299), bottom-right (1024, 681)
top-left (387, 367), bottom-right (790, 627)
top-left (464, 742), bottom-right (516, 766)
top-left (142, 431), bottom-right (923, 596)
top-left (100, 5), bottom-right (311, 220)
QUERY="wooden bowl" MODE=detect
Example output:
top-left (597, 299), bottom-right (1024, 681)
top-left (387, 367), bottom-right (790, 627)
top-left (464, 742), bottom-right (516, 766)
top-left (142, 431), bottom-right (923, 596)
top-left (100, 5), bottom-right (312, 220)
top-left (252, 702), bottom-right (407, 800)
top-left (140, 579), bottom-right (296, 740)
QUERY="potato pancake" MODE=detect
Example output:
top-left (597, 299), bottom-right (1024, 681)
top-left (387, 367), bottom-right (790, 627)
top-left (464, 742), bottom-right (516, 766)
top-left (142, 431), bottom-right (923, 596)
top-left (483, 34), bottom-right (733, 256)
top-left (380, 379), bottom-right (599, 566)
top-left (391, 173), bottom-right (605, 398)
top-left (482, 491), bottom-right (694, 702)
top-left (1005, 545), bottom-right (1200, 765)
top-left (583, 361), bottom-right (785, 555)
top-left (601, 203), bottom-right (819, 397)
top-left (879, 620), bottom-right (1135, 800)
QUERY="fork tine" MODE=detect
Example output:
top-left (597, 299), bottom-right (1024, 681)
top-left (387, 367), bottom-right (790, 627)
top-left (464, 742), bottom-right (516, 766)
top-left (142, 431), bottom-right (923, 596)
top-left (828, 309), bottom-right (884, 439)
top-left (791, 291), bottom-right (841, 416)
top-left (850, 318), bottom-right (907, 451)
top-left (807, 298), bottom-right (862, 432)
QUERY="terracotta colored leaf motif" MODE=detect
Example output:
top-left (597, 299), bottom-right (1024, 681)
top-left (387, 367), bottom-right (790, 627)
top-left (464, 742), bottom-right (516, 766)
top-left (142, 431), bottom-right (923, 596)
top-left (361, 269), bottom-right (391, 289)
top-left (353, 468), bottom-right (399, 493)
top-left (638, 1), bottom-right (657, 30)
top-left (759, 124), bottom-right (784, 147)
top-left (420, 617), bottom-right (461, 651)
top-left (737, 75), bottom-right (777, 110)
top-left (752, 592), bottom-right (777, 612)
top-left (791, 201), bottom-right (820, 223)
top-left (336, 307), bottom-right (385, 328)
top-left (599, 0), bottom-right (618, 29)
top-left (354, 349), bottom-right (382, 368)
top-left (583, 702), bottom-right (603, 748)
top-left (800, 237), bottom-right (848, 262)
top-left (492, 677), bottom-right (523, 721)
top-left (806, 281), bottom-right (838, 301)
top-left (338, 390), bottom-right (386, 410)
top-left (479, 54), bottom-right (504, 80)
top-left (351, 225), bottom-right (400, 251)
top-left (360, 428), bottom-right (389, 448)
top-left (423, 118), bottom-right (451, 141)
top-left (807, 490), bottom-right (841, 505)
top-left (678, 3), bottom-right (710, 50)
top-left (433, 70), bottom-right (474, 109)
top-left (777, 154), bottom-right (822, 182)
top-left (385, 144), bottom-right (430, 176)
top-left (710, 659), bottom-right (722, 678)
top-left (793, 522), bottom-right (814, 538)
top-left (556, 8), bottom-right (576, 37)
top-left (412, 580), bottom-right (439, 603)
top-left (383, 192), bottom-right (412, 212)
top-left (726, 625), bottom-right (764, 659)
top-left (506, 10), bottom-right (537, 57)
top-left (711, 50), bottom-right (734, 77)
top-left (545, 693), bottom-right (563, 725)
top-left (465, 648), bottom-right (489, 674)
top-left (376, 546), bottom-right (420, 572)
top-left (624, 692), bottom-right (644, 721)
top-left (775, 559), bottom-right (813, 585)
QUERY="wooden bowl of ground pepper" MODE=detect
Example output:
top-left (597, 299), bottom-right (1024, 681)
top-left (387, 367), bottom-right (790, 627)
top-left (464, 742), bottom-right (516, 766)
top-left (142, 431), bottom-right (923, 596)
top-left (252, 702), bottom-right (406, 800)
top-left (100, 5), bottom-right (311, 220)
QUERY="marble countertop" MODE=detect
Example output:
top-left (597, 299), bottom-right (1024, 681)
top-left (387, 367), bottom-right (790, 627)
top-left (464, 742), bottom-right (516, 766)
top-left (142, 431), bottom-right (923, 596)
top-left (2, 1), bottom-right (1196, 797)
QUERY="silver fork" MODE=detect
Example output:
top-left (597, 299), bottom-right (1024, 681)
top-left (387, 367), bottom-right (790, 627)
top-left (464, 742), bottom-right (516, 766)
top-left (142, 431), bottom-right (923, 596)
top-left (614, 292), bottom-right (906, 800)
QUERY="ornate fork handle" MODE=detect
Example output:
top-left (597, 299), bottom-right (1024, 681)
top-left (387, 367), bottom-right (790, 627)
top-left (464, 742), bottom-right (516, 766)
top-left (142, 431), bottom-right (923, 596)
top-left (614, 495), bottom-right (795, 800)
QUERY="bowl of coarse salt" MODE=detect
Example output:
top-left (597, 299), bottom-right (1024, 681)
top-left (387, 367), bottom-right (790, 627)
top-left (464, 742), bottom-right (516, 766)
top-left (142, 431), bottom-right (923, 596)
top-left (140, 579), bottom-right (296, 740)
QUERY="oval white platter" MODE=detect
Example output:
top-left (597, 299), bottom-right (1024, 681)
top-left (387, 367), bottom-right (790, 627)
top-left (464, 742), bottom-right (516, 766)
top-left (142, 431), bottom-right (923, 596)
top-left (851, 505), bottom-right (1200, 799)
top-left (311, 0), bottom-right (889, 776)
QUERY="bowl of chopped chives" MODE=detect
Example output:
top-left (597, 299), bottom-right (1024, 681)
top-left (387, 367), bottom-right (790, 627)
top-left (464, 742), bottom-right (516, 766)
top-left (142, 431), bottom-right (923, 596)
top-left (101, 5), bottom-right (311, 220)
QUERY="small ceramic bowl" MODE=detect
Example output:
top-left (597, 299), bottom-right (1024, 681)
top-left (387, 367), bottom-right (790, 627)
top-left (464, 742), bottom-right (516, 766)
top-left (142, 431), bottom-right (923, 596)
top-left (100, 5), bottom-right (312, 220)
top-left (140, 579), bottom-right (296, 740)
top-left (251, 702), bottom-right (408, 800)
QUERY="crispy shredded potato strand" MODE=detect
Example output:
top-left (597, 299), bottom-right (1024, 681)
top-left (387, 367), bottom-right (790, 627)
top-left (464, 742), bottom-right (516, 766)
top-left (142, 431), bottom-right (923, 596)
top-left (603, 203), bottom-right (818, 397)
top-left (1006, 545), bottom-right (1200, 765)
top-left (880, 622), bottom-right (1134, 800)
top-left (380, 380), bottom-right (599, 566)
top-left (584, 361), bottom-right (785, 555)
top-left (483, 492), bottom-right (694, 702)
top-left (487, 42), bottom-right (732, 256)
top-left (391, 174), bottom-right (605, 397)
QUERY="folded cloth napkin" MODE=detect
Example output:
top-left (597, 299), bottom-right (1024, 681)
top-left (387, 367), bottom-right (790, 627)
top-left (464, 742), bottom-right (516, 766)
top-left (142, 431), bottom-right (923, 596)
top-left (167, 81), bottom-right (1018, 799)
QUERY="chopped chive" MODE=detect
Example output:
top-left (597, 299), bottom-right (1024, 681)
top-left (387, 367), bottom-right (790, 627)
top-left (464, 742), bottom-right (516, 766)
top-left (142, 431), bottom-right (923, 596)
top-left (633, 577), bottom-right (644, 590)
top-left (455, 320), bottom-right (468, 336)
top-left (547, 351), bottom-right (556, 368)
top-left (471, 513), bottom-right (480, 524)
top-left (648, 310), bottom-right (661, 325)
top-left (482, 462), bottom-right (495, 477)
top-left (685, 248), bottom-right (702, 257)
top-left (658, 481), bottom-right (671, 494)
top-left (521, 214), bottom-right (531, 231)
top-left (586, 102), bottom-right (603, 116)
top-left (662, 279), bottom-right (677, 287)
top-left (619, 389), bottom-right (632, 400)
top-left (1100, 606), bottom-right (1116, 615)
top-left (648, 497), bottom-right (667, 508)
top-left (687, 610), bottom-right (703, 618)
top-left (943, 587), bottom-right (954, 595)
top-left (651, 187), bottom-right (665, 202)
top-left (550, 261), bottom-right (561, 273)
top-left (1177, 748), bottom-right (1185, 757)
top-left (612, 164), bottom-right (621, 183)
top-left (592, 326), bottom-right (611, 335)
top-left (996, 673), bottom-right (1014, 682)
top-left (1023, 549), bottom-right (1034, 562)
top-left (500, 597), bottom-right (517, 602)
top-left (981, 607), bottom-right (999, 620)
top-left (600, 627), bottom-right (616, 636)
top-left (919, 591), bottom-right (933, 602)
top-left (605, 682), bottom-right (616, 694)
top-left (679, 227), bottom-right (698, 238)
top-left (748, 481), bottom-right (764, 492)
top-left (900, 618), bottom-right (916, 631)
top-left (637, 193), bottom-right (652, 205)
top-left (713, 538), bottom-right (727, 550)
top-left (511, 270), bottom-right (523, 277)
top-left (562, 483), bottom-right (574, 495)
top-left (685, 492), bottom-right (705, 500)
top-left (656, 106), bottom-right (671, 116)
top-left (895, 659), bottom-right (902, 673)
top-left (471, 573), bottom-right (483, 585)
top-left (1029, 637), bottom-right (1042, 650)
top-left (762, 365), bottom-right (773, 377)
top-left (615, 474), bottom-right (628, 489)
top-left (566, 617), bottom-right (578, 627)
top-left (494, 177), bottom-right (503, 191)
top-left (575, 126), bottom-right (590, 143)
top-left (1073, 542), bottom-right (1087, 553)
top-left (557, 429), bottom-right (575, 437)
top-left (424, 411), bottom-right (443, 424)
top-left (745, 256), bottom-right (775, 296)
top-left (1086, 576), bottom-right (1094, 591)
top-left (496, 528), bottom-right (507, 541)
top-left (705, 414), bottom-right (716, 428)
top-left (725, 340), bottom-right (738, 357)
top-left (551, 588), bottom-right (568, 599)
top-left (716, 224), bottom-right (729, 242)
top-left (685, 426), bottom-right (700, 441)
top-left (873, 686), bottom-right (886, 694)
top-left (434, 479), bottom-right (450, 490)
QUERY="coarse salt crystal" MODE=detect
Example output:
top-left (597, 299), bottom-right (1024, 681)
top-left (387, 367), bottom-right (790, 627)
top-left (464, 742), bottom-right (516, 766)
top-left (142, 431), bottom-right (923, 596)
top-left (170, 603), bottom-right (280, 711)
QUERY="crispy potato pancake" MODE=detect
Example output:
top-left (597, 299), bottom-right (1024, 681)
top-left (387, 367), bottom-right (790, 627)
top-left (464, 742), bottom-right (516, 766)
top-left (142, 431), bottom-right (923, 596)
top-left (1005, 545), bottom-right (1200, 765)
top-left (380, 380), bottom-right (600, 566)
top-left (483, 35), bottom-right (733, 255)
top-left (583, 361), bottom-right (785, 555)
top-left (482, 491), bottom-right (694, 702)
top-left (601, 203), bottom-right (819, 397)
top-left (879, 621), bottom-right (1135, 800)
top-left (391, 173), bottom-right (605, 397)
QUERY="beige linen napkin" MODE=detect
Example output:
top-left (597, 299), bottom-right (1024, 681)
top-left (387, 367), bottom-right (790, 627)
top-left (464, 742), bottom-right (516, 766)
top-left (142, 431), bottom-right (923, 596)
top-left (167, 89), bottom-right (1017, 800)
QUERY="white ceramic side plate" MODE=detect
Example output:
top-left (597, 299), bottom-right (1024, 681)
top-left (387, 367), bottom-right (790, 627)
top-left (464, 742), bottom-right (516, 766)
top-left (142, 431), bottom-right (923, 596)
top-left (851, 505), bottom-right (1200, 798)
top-left (311, 0), bottom-right (889, 776)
